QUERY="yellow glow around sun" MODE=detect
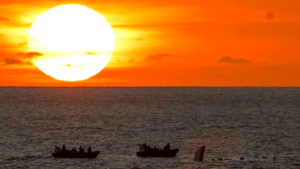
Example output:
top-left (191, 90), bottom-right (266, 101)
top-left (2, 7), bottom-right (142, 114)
top-left (29, 4), bottom-right (114, 81)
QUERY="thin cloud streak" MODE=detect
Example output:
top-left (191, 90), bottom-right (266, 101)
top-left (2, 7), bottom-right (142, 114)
top-left (17, 52), bottom-right (43, 58)
top-left (145, 53), bottom-right (172, 62)
top-left (18, 42), bottom-right (27, 46)
top-left (86, 52), bottom-right (98, 55)
top-left (3, 57), bottom-right (33, 65)
top-left (218, 56), bottom-right (250, 64)
top-left (0, 16), bottom-right (10, 21)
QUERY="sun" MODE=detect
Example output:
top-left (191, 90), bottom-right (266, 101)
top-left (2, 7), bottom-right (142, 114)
top-left (28, 4), bottom-right (114, 81)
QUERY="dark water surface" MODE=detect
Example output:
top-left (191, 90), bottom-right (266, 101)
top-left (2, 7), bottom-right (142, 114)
top-left (0, 87), bottom-right (299, 168)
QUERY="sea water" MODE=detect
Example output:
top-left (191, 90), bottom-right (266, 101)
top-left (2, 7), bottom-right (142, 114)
top-left (0, 87), bottom-right (299, 168)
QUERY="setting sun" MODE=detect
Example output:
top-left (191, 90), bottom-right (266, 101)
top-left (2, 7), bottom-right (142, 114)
top-left (28, 4), bottom-right (114, 81)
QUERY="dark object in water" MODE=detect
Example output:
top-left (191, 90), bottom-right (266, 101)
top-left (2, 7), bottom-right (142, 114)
top-left (137, 143), bottom-right (179, 157)
top-left (240, 157), bottom-right (244, 160)
top-left (218, 158), bottom-right (223, 161)
top-left (273, 157), bottom-right (276, 160)
top-left (262, 156), bottom-right (267, 159)
top-left (52, 146), bottom-right (99, 158)
top-left (194, 145), bottom-right (205, 161)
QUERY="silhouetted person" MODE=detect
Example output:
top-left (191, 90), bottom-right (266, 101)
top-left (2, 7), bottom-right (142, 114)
top-left (141, 143), bottom-right (147, 151)
top-left (63, 144), bottom-right (66, 151)
top-left (88, 146), bottom-right (91, 153)
top-left (54, 145), bottom-right (60, 153)
top-left (164, 143), bottom-right (170, 151)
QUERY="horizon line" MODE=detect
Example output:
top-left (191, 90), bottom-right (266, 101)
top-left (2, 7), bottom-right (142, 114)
top-left (0, 86), bottom-right (299, 88)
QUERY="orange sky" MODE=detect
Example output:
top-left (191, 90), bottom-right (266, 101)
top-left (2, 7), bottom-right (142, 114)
top-left (0, 0), bottom-right (300, 86)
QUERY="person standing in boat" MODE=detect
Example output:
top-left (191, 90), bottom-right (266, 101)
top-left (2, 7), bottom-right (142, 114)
top-left (88, 146), bottom-right (91, 154)
top-left (63, 144), bottom-right (66, 151)
top-left (164, 143), bottom-right (170, 151)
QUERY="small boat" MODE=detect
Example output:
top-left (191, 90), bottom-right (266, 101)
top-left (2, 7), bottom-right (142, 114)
top-left (136, 143), bottom-right (179, 157)
top-left (52, 146), bottom-right (99, 158)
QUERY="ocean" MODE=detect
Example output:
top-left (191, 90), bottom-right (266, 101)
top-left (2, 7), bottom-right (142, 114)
top-left (0, 87), bottom-right (299, 168)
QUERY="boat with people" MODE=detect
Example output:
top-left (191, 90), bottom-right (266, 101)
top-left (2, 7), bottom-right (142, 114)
top-left (136, 143), bottom-right (179, 157)
top-left (52, 145), bottom-right (99, 158)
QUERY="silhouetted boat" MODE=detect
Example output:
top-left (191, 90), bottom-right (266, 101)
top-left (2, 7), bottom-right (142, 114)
top-left (52, 146), bottom-right (99, 158)
top-left (136, 143), bottom-right (179, 157)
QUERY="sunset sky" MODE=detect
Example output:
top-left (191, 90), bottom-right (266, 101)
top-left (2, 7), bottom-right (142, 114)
top-left (0, 0), bottom-right (300, 86)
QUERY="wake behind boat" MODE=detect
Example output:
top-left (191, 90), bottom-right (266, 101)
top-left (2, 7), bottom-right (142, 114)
top-left (52, 145), bottom-right (99, 158)
top-left (136, 143), bottom-right (179, 157)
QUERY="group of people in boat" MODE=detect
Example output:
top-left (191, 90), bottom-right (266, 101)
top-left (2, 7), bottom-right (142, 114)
top-left (55, 144), bottom-right (92, 154)
top-left (139, 143), bottom-right (171, 152)
top-left (55, 142), bottom-right (172, 155)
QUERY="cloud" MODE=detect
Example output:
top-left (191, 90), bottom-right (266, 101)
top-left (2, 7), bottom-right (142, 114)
top-left (61, 64), bottom-right (85, 68)
top-left (145, 53), bottom-right (172, 62)
top-left (4, 58), bottom-right (23, 65)
top-left (267, 11), bottom-right (274, 20)
top-left (17, 52), bottom-right (43, 58)
top-left (18, 42), bottom-right (27, 46)
top-left (86, 52), bottom-right (98, 55)
top-left (129, 59), bottom-right (134, 62)
top-left (135, 37), bottom-right (145, 41)
top-left (218, 56), bottom-right (250, 64)
top-left (25, 61), bottom-right (33, 65)
top-left (0, 34), bottom-right (3, 36)
top-left (3, 57), bottom-right (33, 65)
top-left (0, 16), bottom-right (10, 21)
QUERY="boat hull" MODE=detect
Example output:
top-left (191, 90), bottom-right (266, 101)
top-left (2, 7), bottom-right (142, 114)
top-left (52, 151), bottom-right (100, 158)
top-left (136, 148), bottom-right (179, 157)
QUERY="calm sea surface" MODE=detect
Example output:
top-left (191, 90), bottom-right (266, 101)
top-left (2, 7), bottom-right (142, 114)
top-left (0, 87), bottom-right (299, 169)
